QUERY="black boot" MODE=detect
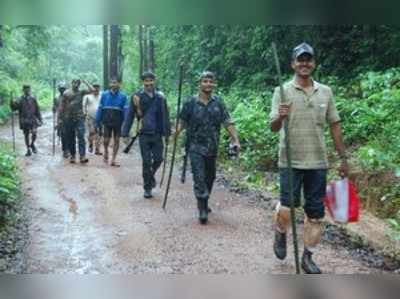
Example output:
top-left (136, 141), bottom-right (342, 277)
top-left (198, 199), bottom-right (208, 225)
top-left (301, 248), bottom-right (322, 274)
top-left (273, 227), bottom-right (287, 260)
top-left (25, 148), bottom-right (32, 157)
top-left (144, 189), bottom-right (153, 199)
top-left (31, 144), bottom-right (37, 154)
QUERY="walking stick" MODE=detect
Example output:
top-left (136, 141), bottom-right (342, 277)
top-left (162, 62), bottom-right (184, 210)
top-left (159, 136), bottom-right (169, 187)
top-left (10, 92), bottom-right (16, 153)
top-left (272, 42), bottom-right (301, 274)
top-left (52, 78), bottom-right (56, 156)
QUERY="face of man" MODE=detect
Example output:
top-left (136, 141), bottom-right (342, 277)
top-left (291, 54), bottom-right (316, 78)
top-left (93, 85), bottom-right (100, 95)
top-left (143, 78), bottom-right (155, 92)
top-left (200, 77), bottom-right (215, 94)
top-left (23, 87), bottom-right (30, 96)
top-left (72, 80), bottom-right (81, 91)
top-left (110, 80), bottom-right (120, 92)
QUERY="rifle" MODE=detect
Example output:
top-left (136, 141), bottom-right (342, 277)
top-left (123, 119), bottom-right (140, 154)
top-left (52, 79), bottom-right (56, 156)
top-left (162, 62), bottom-right (184, 210)
top-left (10, 92), bottom-right (15, 152)
top-left (272, 42), bottom-right (300, 274)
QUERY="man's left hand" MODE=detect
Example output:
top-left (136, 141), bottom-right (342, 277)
top-left (338, 160), bottom-right (349, 178)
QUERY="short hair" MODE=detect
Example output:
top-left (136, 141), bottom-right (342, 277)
top-left (110, 77), bottom-right (121, 83)
top-left (199, 71), bottom-right (215, 81)
top-left (92, 83), bottom-right (101, 87)
top-left (141, 71), bottom-right (156, 81)
top-left (22, 84), bottom-right (31, 89)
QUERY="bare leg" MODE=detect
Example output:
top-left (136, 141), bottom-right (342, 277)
top-left (103, 137), bottom-right (110, 163)
top-left (111, 136), bottom-right (120, 167)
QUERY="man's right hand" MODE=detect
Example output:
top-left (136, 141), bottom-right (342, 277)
top-left (278, 103), bottom-right (292, 119)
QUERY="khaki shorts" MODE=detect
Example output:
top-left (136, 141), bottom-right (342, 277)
top-left (86, 117), bottom-right (102, 136)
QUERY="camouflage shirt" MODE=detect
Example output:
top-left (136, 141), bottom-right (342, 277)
top-left (60, 89), bottom-right (91, 121)
top-left (179, 95), bottom-right (234, 157)
top-left (11, 95), bottom-right (42, 130)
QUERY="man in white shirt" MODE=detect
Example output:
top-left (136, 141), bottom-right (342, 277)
top-left (83, 83), bottom-right (102, 155)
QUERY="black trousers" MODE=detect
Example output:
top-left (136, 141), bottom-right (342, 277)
top-left (139, 134), bottom-right (164, 191)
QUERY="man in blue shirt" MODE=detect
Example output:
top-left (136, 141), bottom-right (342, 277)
top-left (122, 71), bottom-right (171, 198)
top-left (96, 78), bottom-right (128, 167)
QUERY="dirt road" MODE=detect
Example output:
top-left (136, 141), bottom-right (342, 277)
top-left (0, 113), bottom-right (385, 273)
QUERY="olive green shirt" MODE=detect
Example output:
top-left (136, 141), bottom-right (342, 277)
top-left (270, 79), bottom-right (341, 169)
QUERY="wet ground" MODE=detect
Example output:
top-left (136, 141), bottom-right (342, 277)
top-left (0, 113), bottom-right (389, 273)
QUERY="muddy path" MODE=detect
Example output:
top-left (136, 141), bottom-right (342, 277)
top-left (0, 113), bottom-right (389, 273)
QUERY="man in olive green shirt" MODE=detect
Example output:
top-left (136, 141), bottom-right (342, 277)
top-left (270, 43), bottom-right (348, 274)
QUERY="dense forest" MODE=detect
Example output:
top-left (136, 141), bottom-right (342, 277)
top-left (0, 25), bottom-right (399, 238)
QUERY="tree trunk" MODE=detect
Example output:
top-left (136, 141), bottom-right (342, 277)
top-left (103, 25), bottom-right (109, 88)
top-left (118, 27), bottom-right (124, 82)
top-left (110, 25), bottom-right (121, 81)
top-left (143, 25), bottom-right (149, 72)
top-left (0, 25), bottom-right (3, 48)
top-left (149, 26), bottom-right (155, 72)
top-left (138, 25), bottom-right (144, 79)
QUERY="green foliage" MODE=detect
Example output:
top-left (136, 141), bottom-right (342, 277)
top-left (0, 144), bottom-right (20, 227)
top-left (0, 25), bottom-right (102, 116)
top-left (220, 89), bottom-right (278, 171)
top-left (387, 211), bottom-right (400, 241)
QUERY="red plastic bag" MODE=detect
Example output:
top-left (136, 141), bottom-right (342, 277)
top-left (324, 178), bottom-right (360, 223)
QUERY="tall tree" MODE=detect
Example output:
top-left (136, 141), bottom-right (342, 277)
top-left (143, 25), bottom-right (149, 71)
top-left (149, 26), bottom-right (155, 72)
top-left (109, 25), bottom-right (121, 80)
top-left (103, 25), bottom-right (109, 88)
top-left (0, 25), bottom-right (3, 48)
top-left (138, 25), bottom-right (144, 79)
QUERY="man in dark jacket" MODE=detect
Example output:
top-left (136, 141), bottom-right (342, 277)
top-left (122, 71), bottom-right (171, 199)
top-left (10, 85), bottom-right (42, 156)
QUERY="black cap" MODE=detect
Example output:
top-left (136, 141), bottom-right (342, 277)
top-left (292, 42), bottom-right (314, 59)
top-left (141, 71), bottom-right (156, 80)
top-left (199, 71), bottom-right (215, 81)
top-left (58, 82), bottom-right (67, 89)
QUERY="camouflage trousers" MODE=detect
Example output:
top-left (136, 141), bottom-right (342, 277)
top-left (189, 151), bottom-right (217, 201)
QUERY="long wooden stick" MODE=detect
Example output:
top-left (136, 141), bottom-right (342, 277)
top-left (272, 42), bottom-right (301, 274)
top-left (162, 63), bottom-right (184, 210)
top-left (52, 79), bottom-right (56, 156)
top-left (10, 92), bottom-right (15, 152)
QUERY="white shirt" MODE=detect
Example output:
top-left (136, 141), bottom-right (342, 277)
top-left (83, 93), bottom-right (101, 119)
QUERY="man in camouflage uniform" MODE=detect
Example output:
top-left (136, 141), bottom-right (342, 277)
top-left (53, 82), bottom-right (69, 158)
top-left (59, 79), bottom-right (94, 164)
top-left (175, 71), bottom-right (240, 225)
top-left (10, 85), bottom-right (42, 157)
top-left (270, 43), bottom-right (349, 274)
top-left (122, 71), bottom-right (170, 198)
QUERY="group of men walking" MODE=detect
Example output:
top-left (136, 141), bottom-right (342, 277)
top-left (9, 42), bottom-right (349, 274)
